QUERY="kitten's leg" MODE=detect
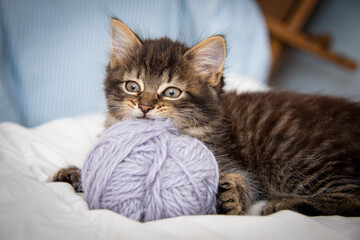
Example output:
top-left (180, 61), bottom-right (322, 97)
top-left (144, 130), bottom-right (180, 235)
top-left (53, 166), bottom-right (83, 192)
top-left (261, 193), bottom-right (360, 216)
top-left (217, 171), bottom-right (255, 215)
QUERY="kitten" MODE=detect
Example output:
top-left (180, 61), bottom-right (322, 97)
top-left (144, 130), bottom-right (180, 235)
top-left (54, 19), bottom-right (360, 216)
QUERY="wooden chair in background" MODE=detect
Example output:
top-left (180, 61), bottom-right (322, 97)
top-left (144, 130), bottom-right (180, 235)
top-left (257, 0), bottom-right (357, 83)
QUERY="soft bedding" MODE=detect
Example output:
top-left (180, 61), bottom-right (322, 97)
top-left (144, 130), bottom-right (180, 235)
top-left (0, 114), bottom-right (359, 240)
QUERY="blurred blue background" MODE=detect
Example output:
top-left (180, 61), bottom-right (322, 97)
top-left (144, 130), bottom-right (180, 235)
top-left (0, 0), bottom-right (270, 127)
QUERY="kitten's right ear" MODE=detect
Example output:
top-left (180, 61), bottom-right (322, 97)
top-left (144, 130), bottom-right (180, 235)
top-left (110, 19), bottom-right (142, 68)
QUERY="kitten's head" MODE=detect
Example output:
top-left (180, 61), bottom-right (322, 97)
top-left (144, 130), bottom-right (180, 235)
top-left (104, 19), bottom-right (226, 135)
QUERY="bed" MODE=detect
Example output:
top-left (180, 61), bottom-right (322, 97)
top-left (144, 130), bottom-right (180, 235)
top-left (1, 113), bottom-right (359, 240)
top-left (1, 0), bottom-right (359, 238)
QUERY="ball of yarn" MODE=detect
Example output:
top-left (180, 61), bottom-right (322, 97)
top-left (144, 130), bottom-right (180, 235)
top-left (82, 119), bottom-right (219, 222)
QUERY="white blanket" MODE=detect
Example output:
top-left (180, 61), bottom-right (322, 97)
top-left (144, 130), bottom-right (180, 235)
top-left (1, 114), bottom-right (359, 240)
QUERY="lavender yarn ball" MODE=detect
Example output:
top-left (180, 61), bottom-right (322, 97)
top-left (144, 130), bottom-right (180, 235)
top-left (82, 119), bottom-right (219, 222)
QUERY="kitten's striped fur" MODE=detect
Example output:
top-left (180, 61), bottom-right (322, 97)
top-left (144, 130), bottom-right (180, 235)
top-left (221, 92), bottom-right (360, 215)
top-left (54, 19), bottom-right (360, 216)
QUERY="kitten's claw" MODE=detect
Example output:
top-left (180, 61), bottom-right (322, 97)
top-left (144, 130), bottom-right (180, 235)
top-left (217, 172), bottom-right (245, 215)
top-left (53, 166), bottom-right (83, 192)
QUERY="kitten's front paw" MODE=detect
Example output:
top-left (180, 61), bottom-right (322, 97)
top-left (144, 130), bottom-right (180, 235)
top-left (53, 166), bottom-right (83, 192)
top-left (216, 172), bottom-right (245, 215)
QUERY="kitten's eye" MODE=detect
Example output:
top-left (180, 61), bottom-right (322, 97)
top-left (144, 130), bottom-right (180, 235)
top-left (162, 87), bottom-right (182, 98)
top-left (125, 81), bottom-right (141, 92)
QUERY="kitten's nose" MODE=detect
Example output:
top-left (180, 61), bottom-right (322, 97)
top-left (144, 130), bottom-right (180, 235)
top-left (139, 104), bottom-right (154, 113)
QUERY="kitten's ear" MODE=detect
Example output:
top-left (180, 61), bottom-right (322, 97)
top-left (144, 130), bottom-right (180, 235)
top-left (110, 19), bottom-right (142, 68)
top-left (184, 36), bottom-right (226, 87)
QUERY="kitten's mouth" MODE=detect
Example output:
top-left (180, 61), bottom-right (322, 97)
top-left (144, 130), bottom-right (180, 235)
top-left (137, 116), bottom-right (152, 120)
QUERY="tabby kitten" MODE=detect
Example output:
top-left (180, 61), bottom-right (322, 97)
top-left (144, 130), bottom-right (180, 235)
top-left (54, 19), bottom-right (360, 216)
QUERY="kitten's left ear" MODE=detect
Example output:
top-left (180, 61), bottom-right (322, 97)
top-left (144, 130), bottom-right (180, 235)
top-left (110, 19), bottom-right (142, 68)
top-left (184, 36), bottom-right (226, 87)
